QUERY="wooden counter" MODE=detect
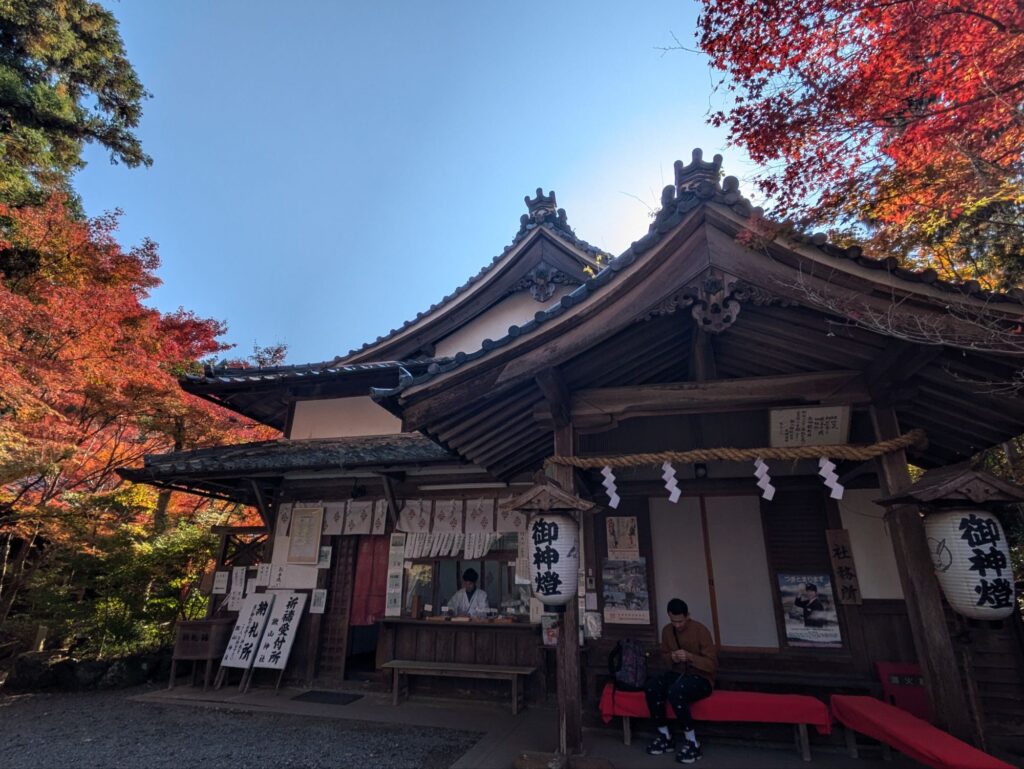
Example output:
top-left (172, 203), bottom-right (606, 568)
top-left (376, 617), bottom-right (549, 701)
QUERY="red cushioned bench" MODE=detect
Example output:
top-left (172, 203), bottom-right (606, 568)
top-left (830, 695), bottom-right (1015, 769)
top-left (600, 683), bottom-right (831, 762)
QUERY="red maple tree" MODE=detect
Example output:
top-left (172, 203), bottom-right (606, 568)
top-left (0, 196), bottom-right (273, 622)
top-left (697, 1), bottom-right (1024, 286)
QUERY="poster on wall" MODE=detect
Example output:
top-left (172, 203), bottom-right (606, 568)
top-left (385, 532), bottom-right (407, 617)
top-left (605, 516), bottom-right (640, 559)
top-left (602, 558), bottom-right (651, 625)
top-left (345, 500), bottom-right (373, 535)
top-left (371, 500), bottom-right (388, 535)
top-left (287, 506), bottom-right (324, 564)
top-left (777, 573), bottom-right (843, 648)
top-left (323, 502), bottom-right (346, 535)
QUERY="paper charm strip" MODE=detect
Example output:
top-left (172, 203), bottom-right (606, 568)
top-left (661, 462), bottom-right (681, 503)
top-left (754, 457), bottom-right (776, 501)
top-left (818, 457), bottom-right (845, 500)
top-left (601, 466), bottom-right (620, 509)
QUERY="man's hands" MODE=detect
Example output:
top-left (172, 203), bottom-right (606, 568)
top-left (671, 649), bottom-right (689, 664)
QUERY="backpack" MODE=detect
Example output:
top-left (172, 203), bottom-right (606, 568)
top-left (608, 638), bottom-right (647, 691)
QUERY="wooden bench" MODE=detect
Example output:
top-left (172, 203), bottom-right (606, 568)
top-left (381, 660), bottom-right (537, 714)
top-left (830, 695), bottom-right (1015, 769)
top-left (599, 683), bottom-right (832, 762)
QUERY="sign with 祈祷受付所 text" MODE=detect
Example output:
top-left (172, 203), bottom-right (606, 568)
top-left (253, 591), bottom-right (307, 670)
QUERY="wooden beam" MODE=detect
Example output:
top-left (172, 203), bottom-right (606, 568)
top-left (246, 479), bottom-right (272, 530)
top-left (535, 370), bottom-right (869, 430)
top-left (535, 368), bottom-right (571, 428)
top-left (864, 341), bottom-right (943, 403)
top-left (379, 474), bottom-right (403, 527)
top-left (688, 328), bottom-right (718, 382)
top-left (870, 405), bottom-right (980, 744)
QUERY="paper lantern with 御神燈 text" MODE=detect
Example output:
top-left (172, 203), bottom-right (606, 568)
top-left (925, 509), bottom-right (1015, 620)
top-left (528, 513), bottom-right (579, 609)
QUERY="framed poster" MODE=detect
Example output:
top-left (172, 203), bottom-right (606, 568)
top-left (287, 506), bottom-right (324, 564)
top-left (606, 516), bottom-right (640, 559)
top-left (602, 558), bottom-right (651, 625)
top-left (777, 573), bottom-right (843, 648)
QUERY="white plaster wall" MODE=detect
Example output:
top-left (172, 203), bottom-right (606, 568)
top-left (838, 489), bottom-right (905, 599)
top-left (649, 497), bottom-right (714, 632)
top-left (288, 396), bottom-right (402, 440)
top-left (704, 496), bottom-right (779, 649)
top-left (434, 286), bottom-right (575, 358)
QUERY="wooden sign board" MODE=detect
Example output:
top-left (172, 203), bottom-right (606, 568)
top-left (220, 593), bottom-right (276, 669)
top-left (253, 591), bottom-right (307, 670)
top-left (826, 529), bottom-right (863, 605)
top-left (770, 406), bottom-right (850, 448)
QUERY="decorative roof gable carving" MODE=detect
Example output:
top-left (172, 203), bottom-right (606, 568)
top-left (510, 261), bottom-right (580, 303)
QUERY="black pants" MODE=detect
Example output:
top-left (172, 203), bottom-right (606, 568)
top-left (644, 671), bottom-right (712, 730)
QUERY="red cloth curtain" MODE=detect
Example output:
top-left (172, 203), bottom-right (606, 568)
top-left (349, 535), bottom-right (390, 626)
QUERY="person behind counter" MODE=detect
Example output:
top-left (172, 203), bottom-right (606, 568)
top-left (446, 568), bottom-right (489, 618)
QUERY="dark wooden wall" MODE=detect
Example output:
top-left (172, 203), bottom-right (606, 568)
top-left (376, 620), bottom-right (550, 701)
top-left (582, 480), bottom-right (921, 701)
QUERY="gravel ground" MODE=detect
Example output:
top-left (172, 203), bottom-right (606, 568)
top-left (0, 685), bottom-right (481, 769)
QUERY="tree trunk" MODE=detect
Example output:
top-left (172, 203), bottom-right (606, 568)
top-left (152, 418), bottom-right (186, 533)
top-left (0, 531), bottom-right (39, 626)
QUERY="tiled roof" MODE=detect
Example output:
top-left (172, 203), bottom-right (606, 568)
top-left (373, 149), bottom-right (1024, 398)
top-left (181, 359), bottom-right (437, 388)
top-left (341, 192), bottom-right (611, 359)
top-left (118, 433), bottom-right (458, 481)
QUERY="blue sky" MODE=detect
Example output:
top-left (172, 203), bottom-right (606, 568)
top-left (77, 1), bottom-right (751, 364)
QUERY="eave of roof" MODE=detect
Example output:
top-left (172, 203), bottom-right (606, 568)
top-left (340, 215), bottom-right (610, 363)
top-left (374, 150), bottom-right (1024, 401)
top-left (181, 358), bottom-right (435, 391)
top-left (117, 433), bottom-right (459, 483)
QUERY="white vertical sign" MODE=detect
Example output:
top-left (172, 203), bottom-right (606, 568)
top-left (253, 591), bottom-right (307, 670)
top-left (221, 593), bottom-right (276, 669)
top-left (385, 532), bottom-right (407, 617)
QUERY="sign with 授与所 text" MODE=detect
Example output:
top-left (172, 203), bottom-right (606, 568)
top-left (770, 406), bottom-right (850, 448)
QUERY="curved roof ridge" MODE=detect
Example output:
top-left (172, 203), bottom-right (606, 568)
top-left (340, 194), bottom-right (611, 360)
top-left (372, 148), bottom-right (1024, 398)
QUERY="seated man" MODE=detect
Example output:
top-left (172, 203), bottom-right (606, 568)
top-left (644, 598), bottom-right (718, 764)
top-left (446, 567), bottom-right (489, 618)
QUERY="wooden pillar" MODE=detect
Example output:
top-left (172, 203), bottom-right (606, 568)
top-left (550, 422), bottom-right (584, 755)
top-left (870, 405), bottom-right (979, 743)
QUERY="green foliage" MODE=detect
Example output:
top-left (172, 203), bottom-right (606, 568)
top-left (17, 512), bottom-right (218, 658)
top-left (0, 0), bottom-right (150, 204)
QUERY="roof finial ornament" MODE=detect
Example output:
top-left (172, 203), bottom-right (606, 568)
top-left (674, 148), bottom-right (723, 194)
top-left (520, 188), bottom-right (572, 236)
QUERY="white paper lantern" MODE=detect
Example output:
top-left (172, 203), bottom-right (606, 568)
top-left (527, 513), bottom-right (579, 608)
top-left (925, 509), bottom-right (1015, 620)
